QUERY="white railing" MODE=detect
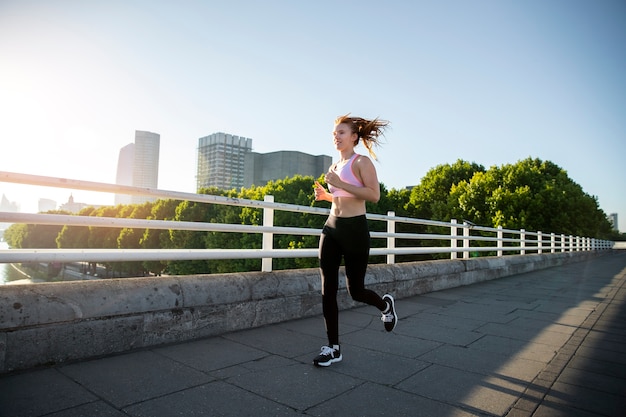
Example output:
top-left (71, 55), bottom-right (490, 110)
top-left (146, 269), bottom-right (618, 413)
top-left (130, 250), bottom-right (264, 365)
top-left (0, 171), bottom-right (614, 273)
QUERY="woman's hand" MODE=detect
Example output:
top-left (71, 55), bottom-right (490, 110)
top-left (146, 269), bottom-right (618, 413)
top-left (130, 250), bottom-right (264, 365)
top-left (314, 181), bottom-right (331, 202)
top-left (324, 169), bottom-right (342, 190)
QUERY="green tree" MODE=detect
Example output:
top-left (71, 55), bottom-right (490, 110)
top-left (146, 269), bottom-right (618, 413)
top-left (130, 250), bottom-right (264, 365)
top-left (204, 189), bottom-right (258, 274)
top-left (401, 160), bottom-right (485, 258)
top-left (86, 205), bottom-right (126, 277)
top-left (447, 158), bottom-right (614, 238)
top-left (57, 206), bottom-right (96, 248)
top-left (4, 211), bottom-right (67, 249)
top-left (254, 176), bottom-right (321, 270)
top-left (408, 159), bottom-right (485, 221)
top-left (141, 199), bottom-right (181, 275)
top-left (117, 202), bottom-right (153, 276)
top-left (167, 200), bottom-right (213, 275)
top-left (3, 223), bottom-right (27, 248)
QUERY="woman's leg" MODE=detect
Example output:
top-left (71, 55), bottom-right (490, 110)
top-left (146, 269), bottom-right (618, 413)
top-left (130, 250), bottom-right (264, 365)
top-left (319, 230), bottom-right (342, 346)
top-left (339, 216), bottom-right (387, 311)
top-left (344, 250), bottom-right (387, 311)
top-left (344, 241), bottom-right (396, 332)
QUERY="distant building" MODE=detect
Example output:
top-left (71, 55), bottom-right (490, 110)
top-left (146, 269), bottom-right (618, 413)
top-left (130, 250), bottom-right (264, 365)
top-left (0, 194), bottom-right (18, 213)
top-left (132, 131), bottom-right (160, 204)
top-left (114, 143), bottom-right (135, 205)
top-left (115, 131), bottom-right (160, 205)
top-left (59, 194), bottom-right (89, 213)
top-left (608, 213), bottom-right (618, 232)
top-left (38, 198), bottom-right (57, 213)
top-left (197, 132), bottom-right (252, 191)
top-left (0, 194), bottom-right (19, 232)
top-left (196, 132), bottom-right (332, 191)
top-left (244, 151), bottom-right (331, 188)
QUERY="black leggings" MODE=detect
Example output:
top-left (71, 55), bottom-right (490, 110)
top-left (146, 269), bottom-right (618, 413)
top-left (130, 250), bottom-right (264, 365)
top-left (319, 215), bottom-right (386, 346)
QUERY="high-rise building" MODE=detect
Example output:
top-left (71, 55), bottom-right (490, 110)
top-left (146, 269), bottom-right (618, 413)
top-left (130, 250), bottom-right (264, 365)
top-left (114, 143), bottom-right (135, 205)
top-left (197, 132), bottom-right (252, 191)
top-left (244, 151), bottom-right (331, 188)
top-left (115, 131), bottom-right (160, 205)
top-left (608, 213), bottom-right (618, 232)
top-left (196, 132), bottom-right (333, 191)
top-left (133, 131), bottom-right (160, 204)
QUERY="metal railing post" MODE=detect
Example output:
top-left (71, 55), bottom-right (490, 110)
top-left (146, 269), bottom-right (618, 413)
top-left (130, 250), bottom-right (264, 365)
top-left (550, 233), bottom-right (555, 253)
top-left (537, 231), bottom-right (543, 254)
top-left (497, 226), bottom-right (503, 257)
top-left (387, 211), bottom-right (395, 265)
top-left (463, 222), bottom-right (470, 259)
top-left (520, 229), bottom-right (526, 255)
top-left (450, 219), bottom-right (458, 260)
top-left (262, 195), bottom-right (274, 272)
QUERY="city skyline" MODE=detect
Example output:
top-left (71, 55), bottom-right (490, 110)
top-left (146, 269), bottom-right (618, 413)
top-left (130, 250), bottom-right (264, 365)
top-left (1, 1), bottom-right (624, 232)
top-left (0, 130), bottom-right (335, 214)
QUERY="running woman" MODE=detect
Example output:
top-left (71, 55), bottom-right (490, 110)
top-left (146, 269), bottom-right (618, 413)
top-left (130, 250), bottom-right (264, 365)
top-left (312, 114), bottom-right (397, 367)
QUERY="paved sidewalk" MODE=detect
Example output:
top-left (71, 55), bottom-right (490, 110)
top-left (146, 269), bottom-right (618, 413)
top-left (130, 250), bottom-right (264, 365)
top-left (1, 252), bottom-right (625, 417)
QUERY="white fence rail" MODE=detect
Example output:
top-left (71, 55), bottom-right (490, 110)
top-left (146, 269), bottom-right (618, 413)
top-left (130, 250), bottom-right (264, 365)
top-left (0, 171), bottom-right (614, 273)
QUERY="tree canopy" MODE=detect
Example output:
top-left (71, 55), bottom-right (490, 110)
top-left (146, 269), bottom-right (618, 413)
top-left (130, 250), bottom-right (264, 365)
top-left (401, 158), bottom-right (614, 236)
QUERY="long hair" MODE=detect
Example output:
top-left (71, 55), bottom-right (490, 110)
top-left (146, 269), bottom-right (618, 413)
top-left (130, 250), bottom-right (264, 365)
top-left (335, 114), bottom-right (390, 160)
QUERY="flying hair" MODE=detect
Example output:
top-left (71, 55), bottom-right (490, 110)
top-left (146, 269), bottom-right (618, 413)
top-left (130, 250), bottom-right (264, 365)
top-left (334, 114), bottom-right (390, 160)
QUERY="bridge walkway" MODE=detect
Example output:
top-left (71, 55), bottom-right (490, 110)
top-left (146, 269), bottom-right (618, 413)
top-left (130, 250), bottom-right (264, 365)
top-left (1, 252), bottom-right (625, 417)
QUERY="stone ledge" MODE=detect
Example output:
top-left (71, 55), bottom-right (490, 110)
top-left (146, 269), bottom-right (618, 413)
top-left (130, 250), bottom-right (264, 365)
top-left (0, 251), bottom-right (600, 372)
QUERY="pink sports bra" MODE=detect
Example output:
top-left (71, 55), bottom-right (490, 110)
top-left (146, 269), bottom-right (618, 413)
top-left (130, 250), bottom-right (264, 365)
top-left (328, 153), bottom-right (363, 198)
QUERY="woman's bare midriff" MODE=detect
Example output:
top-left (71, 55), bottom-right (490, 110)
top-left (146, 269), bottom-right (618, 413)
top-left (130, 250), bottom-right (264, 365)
top-left (330, 196), bottom-right (367, 218)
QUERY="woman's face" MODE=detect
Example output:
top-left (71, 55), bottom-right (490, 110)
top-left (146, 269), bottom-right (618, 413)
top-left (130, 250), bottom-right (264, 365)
top-left (332, 122), bottom-right (357, 151)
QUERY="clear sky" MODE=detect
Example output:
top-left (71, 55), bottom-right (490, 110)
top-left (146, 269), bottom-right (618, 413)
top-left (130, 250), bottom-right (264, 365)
top-left (1, 0), bottom-right (625, 232)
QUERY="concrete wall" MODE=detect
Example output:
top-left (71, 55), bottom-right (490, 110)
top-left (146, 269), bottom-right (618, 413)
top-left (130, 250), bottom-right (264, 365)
top-left (0, 251), bottom-right (602, 373)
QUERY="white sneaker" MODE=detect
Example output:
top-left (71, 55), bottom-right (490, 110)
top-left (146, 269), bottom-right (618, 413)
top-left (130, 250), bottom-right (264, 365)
top-left (313, 345), bottom-right (342, 367)
top-left (381, 294), bottom-right (397, 332)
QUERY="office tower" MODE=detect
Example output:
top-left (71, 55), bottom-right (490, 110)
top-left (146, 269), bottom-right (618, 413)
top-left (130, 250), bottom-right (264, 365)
top-left (608, 213), bottom-right (618, 232)
top-left (244, 151), bottom-right (332, 188)
top-left (133, 131), bottom-right (160, 203)
top-left (197, 132), bottom-right (252, 191)
top-left (114, 131), bottom-right (160, 205)
top-left (114, 143), bottom-right (135, 205)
